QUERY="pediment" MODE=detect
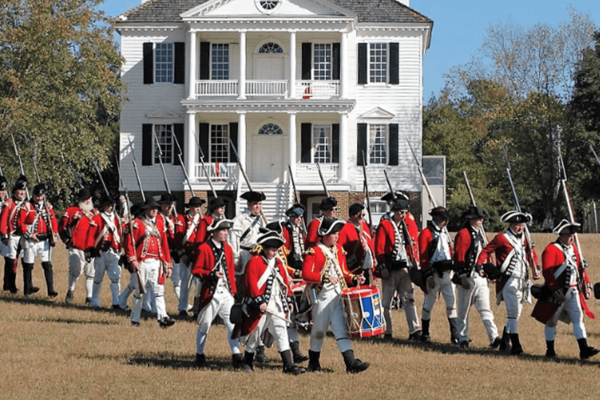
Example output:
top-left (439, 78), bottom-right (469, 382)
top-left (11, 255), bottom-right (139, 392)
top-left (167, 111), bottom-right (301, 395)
top-left (145, 108), bottom-right (182, 119)
top-left (359, 107), bottom-right (395, 120)
top-left (182, 0), bottom-right (354, 19)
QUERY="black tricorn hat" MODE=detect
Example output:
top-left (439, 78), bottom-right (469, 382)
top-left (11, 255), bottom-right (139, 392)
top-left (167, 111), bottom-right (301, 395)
top-left (260, 220), bottom-right (284, 235)
top-left (429, 206), bottom-right (450, 220)
top-left (501, 211), bottom-right (531, 224)
top-left (348, 203), bottom-right (365, 217)
top-left (0, 175), bottom-right (8, 191)
top-left (142, 197), bottom-right (161, 210)
top-left (185, 197), bottom-right (206, 207)
top-left (317, 217), bottom-right (345, 237)
top-left (553, 219), bottom-right (580, 235)
top-left (391, 198), bottom-right (409, 211)
top-left (241, 191), bottom-right (266, 202)
top-left (462, 205), bottom-right (487, 220)
top-left (381, 191), bottom-right (409, 202)
top-left (209, 197), bottom-right (226, 210)
top-left (130, 202), bottom-right (144, 217)
top-left (98, 195), bottom-right (116, 208)
top-left (32, 183), bottom-right (47, 196)
top-left (13, 175), bottom-right (28, 192)
top-left (531, 284), bottom-right (553, 301)
top-left (594, 282), bottom-right (600, 300)
top-left (257, 230), bottom-right (286, 249)
top-left (207, 218), bottom-right (234, 232)
top-left (285, 204), bottom-right (305, 218)
top-left (77, 188), bottom-right (92, 201)
top-left (158, 193), bottom-right (175, 204)
top-left (319, 196), bottom-right (337, 211)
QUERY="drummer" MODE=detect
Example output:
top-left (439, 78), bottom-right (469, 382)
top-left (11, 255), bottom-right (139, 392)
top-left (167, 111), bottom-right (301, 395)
top-left (302, 217), bottom-right (369, 373)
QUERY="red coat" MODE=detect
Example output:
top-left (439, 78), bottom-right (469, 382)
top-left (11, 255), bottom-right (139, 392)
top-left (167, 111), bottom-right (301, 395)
top-left (453, 226), bottom-right (491, 276)
top-left (305, 217), bottom-right (323, 248)
top-left (86, 213), bottom-right (122, 255)
top-left (0, 198), bottom-right (28, 237)
top-left (18, 201), bottom-right (58, 239)
top-left (302, 244), bottom-right (356, 288)
top-left (338, 220), bottom-right (376, 273)
top-left (418, 225), bottom-right (454, 272)
top-left (182, 213), bottom-right (210, 257)
top-left (123, 216), bottom-right (171, 265)
top-left (374, 214), bottom-right (419, 265)
top-left (531, 241), bottom-right (594, 323)
top-left (192, 240), bottom-right (237, 312)
top-left (59, 206), bottom-right (97, 250)
top-left (477, 231), bottom-right (539, 294)
top-left (282, 222), bottom-right (305, 276)
top-left (162, 212), bottom-right (185, 251)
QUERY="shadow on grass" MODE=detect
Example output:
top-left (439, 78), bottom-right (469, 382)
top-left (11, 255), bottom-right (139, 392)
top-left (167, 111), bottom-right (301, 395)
top-left (127, 352), bottom-right (288, 372)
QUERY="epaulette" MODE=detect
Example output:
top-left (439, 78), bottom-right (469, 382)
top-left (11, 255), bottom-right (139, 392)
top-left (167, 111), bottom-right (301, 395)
top-left (132, 221), bottom-right (139, 229)
top-left (250, 244), bottom-right (263, 255)
top-left (408, 213), bottom-right (415, 221)
top-left (341, 248), bottom-right (347, 255)
top-left (305, 247), bottom-right (315, 255)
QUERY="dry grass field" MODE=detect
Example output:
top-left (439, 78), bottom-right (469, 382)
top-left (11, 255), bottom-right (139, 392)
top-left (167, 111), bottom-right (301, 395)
top-left (2, 233), bottom-right (600, 399)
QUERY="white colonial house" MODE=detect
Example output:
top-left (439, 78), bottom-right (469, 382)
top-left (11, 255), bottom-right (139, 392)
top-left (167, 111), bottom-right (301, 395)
top-left (115, 0), bottom-right (434, 224)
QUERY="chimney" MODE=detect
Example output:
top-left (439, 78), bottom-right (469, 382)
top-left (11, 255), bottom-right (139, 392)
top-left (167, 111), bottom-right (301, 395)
top-left (396, 0), bottom-right (409, 7)
top-left (141, 0), bottom-right (151, 4)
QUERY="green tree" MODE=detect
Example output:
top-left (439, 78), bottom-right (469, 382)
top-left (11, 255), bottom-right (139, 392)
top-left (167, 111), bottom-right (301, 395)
top-left (0, 0), bottom-right (123, 211)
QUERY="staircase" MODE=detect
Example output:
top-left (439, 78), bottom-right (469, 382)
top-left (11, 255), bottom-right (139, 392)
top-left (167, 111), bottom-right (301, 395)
top-left (235, 180), bottom-right (292, 222)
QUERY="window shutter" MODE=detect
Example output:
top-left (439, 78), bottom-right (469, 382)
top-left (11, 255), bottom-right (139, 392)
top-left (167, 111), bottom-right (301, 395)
top-left (388, 124), bottom-right (399, 166)
top-left (142, 124), bottom-right (153, 166)
top-left (332, 43), bottom-right (340, 80)
top-left (302, 43), bottom-right (312, 80)
top-left (301, 123), bottom-right (312, 163)
top-left (358, 43), bottom-right (368, 84)
top-left (174, 124), bottom-right (184, 165)
top-left (389, 43), bottom-right (399, 85)
top-left (332, 124), bottom-right (340, 164)
top-left (174, 42), bottom-right (185, 84)
top-left (199, 123), bottom-right (210, 162)
top-left (143, 43), bottom-right (154, 84)
top-left (229, 123), bottom-right (238, 163)
top-left (200, 42), bottom-right (210, 80)
top-left (357, 123), bottom-right (368, 166)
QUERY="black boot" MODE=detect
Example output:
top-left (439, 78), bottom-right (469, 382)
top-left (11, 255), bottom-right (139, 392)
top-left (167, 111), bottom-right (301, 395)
top-left (280, 350), bottom-right (306, 375)
top-left (42, 262), bottom-right (58, 297)
top-left (255, 345), bottom-right (270, 363)
top-left (290, 341), bottom-right (308, 363)
top-left (545, 340), bottom-right (558, 359)
top-left (22, 263), bottom-right (39, 296)
top-left (307, 350), bottom-right (321, 372)
top-left (242, 351), bottom-right (254, 372)
top-left (342, 350), bottom-right (370, 374)
top-left (232, 353), bottom-right (244, 370)
top-left (510, 334), bottom-right (523, 355)
top-left (3, 262), bottom-right (9, 291)
top-left (499, 326), bottom-right (511, 352)
top-left (577, 338), bottom-right (600, 360)
top-left (448, 317), bottom-right (459, 344)
top-left (194, 353), bottom-right (207, 369)
top-left (421, 319), bottom-right (431, 343)
top-left (5, 257), bottom-right (18, 293)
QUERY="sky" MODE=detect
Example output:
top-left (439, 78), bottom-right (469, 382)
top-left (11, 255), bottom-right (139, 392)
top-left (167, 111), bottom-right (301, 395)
top-left (98, 0), bottom-right (600, 102)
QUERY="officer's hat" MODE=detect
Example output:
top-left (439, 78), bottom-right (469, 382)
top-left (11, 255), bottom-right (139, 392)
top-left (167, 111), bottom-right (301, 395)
top-left (0, 175), bottom-right (7, 191)
top-left (381, 191), bottom-right (409, 202)
top-left (286, 204), bottom-right (305, 218)
top-left (349, 203), bottom-right (365, 217)
top-left (32, 183), bottom-right (46, 196)
top-left (209, 197), bottom-right (226, 210)
top-left (260, 220), bottom-right (284, 235)
top-left (98, 195), bottom-right (116, 208)
top-left (185, 197), bottom-right (206, 208)
top-left (13, 175), bottom-right (28, 192)
top-left (158, 193), bottom-right (175, 204)
top-left (241, 191), bottom-right (266, 203)
top-left (207, 219), bottom-right (234, 232)
top-left (317, 217), bottom-right (345, 237)
top-left (141, 197), bottom-right (161, 210)
top-left (461, 205), bottom-right (487, 220)
top-left (501, 211), bottom-right (532, 224)
top-left (552, 219), bottom-right (580, 235)
top-left (429, 206), bottom-right (450, 221)
top-left (391, 198), bottom-right (409, 211)
top-left (319, 196), bottom-right (337, 211)
top-left (257, 230), bottom-right (286, 249)
top-left (77, 188), bottom-right (92, 201)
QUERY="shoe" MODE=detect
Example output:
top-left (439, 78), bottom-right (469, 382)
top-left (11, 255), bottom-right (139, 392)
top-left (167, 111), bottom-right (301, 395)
top-left (408, 330), bottom-right (422, 341)
top-left (490, 337), bottom-right (502, 349)
top-left (545, 350), bottom-right (558, 359)
top-left (178, 310), bottom-right (189, 319)
top-left (30, 286), bottom-right (40, 294)
top-left (232, 354), bottom-right (244, 370)
top-left (85, 297), bottom-right (92, 305)
top-left (459, 341), bottom-right (469, 349)
top-left (346, 359), bottom-right (370, 374)
top-left (421, 334), bottom-right (432, 344)
top-left (158, 316), bottom-right (176, 328)
top-left (131, 321), bottom-right (140, 327)
top-left (112, 304), bottom-right (121, 310)
top-left (48, 291), bottom-right (58, 298)
top-left (580, 346), bottom-right (600, 360)
top-left (255, 346), bottom-right (270, 363)
top-left (290, 342), bottom-right (308, 363)
top-left (242, 351), bottom-right (254, 373)
top-left (510, 334), bottom-right (523, 355)
top-left (65, 291), bottom-right (74, 305)
top-left (384, 334), bottom-right (393, 341)
top-left (499, 327), bottom-right (511, 353)
top-left (283, 365), bottom-right (306, 375)
top-left (307, 350), bottom-right (321, 372)
top-left (194, 353), bottom-right (207, 368)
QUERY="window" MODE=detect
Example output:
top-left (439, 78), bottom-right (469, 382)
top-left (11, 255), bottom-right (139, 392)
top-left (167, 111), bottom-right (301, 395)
top-left (259, 43), bottom-right (284, 54)
top-left (312, 125), bottom-right (332, 163)
top-left (258, 123), bottom-right (283, 135)
top-left (255, 0), bottom-right (282, 14)
top-left (313, 44), bottom-right (331, 80)
top-left (154, 125), bottom-right (173, 164)
top-left (155, 43), bottom-right (173, 83)
top-left (369, 124), bottom-right (387, 164)
top-left (369, 43), bottom-right (387, 83)
top-left (210, 125), bottom-right (229, 163)
top-left (211, 44), bottom-right (229, 80)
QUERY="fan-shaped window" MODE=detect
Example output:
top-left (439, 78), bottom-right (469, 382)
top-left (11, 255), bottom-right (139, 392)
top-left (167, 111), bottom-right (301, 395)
top-left (258, 123), bottom-right (283, 135)
top-left (260, 0), bottom-right (279, 10)
top-left (259, 43), bottom-right (284, 54)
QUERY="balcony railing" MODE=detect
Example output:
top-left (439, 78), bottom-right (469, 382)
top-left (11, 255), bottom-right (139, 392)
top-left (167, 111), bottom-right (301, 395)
top-left (196, 80), bottom-right (238, 96)
top-left (296, 80), bottom-right (340, 99)
top-left (195, 162), bottom-right (238, 183)
top-left (295, 163), bottom-right (339, 183)
top-left (246, 80), bottom-right (288, 96)
top-left (195, 80), bottom-right (340, 99)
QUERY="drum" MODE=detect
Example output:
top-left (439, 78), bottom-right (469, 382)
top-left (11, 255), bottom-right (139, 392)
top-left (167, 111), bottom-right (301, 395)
top-left (290, 281), bottom-right (312, 331)
top-left (341, 285), bottom-right (386, 338)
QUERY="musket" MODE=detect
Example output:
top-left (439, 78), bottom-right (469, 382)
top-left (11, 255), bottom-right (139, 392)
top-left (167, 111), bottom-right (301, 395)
top-left (171, 131), bottom-right (205, 220)
top-left (197, 141), bottom-right (218, 199)
top-left (229, 138), bottom-right (268, 224)
top-left (152, 130), bottom-right (171, 194)
top-left (10, 133), bottom-right (30, 199)
top-left (31, 153), bottom-right (57, 246)
top-left (127, 136), bottom-right (146, 203)
top-left (462, 171), bottom-right (489, 245)
top-left (288, 164), bottom-right (308, 235)
top-left (590, 143), bottom-right (600, 168)
top-left (125, 189), bottom-right (146, 294)
top-left (557, 149), bottom-right (584, 263)
top-left (93, 160), bottom-right (111, 199)
top-left (316, 162), bottom-right (330, 198)
top-left (0, 155), bottom-right (4, 176)
top-left (68, 163), bottom-right (84, 190)
top-left (115, 155), bottom-right (124, 191)
top-left (361, 151), bottom-right (373, 234)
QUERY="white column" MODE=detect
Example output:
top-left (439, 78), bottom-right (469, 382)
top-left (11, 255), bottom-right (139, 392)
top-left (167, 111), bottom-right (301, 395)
top-left (238, 30), bottom-right (247, 100)
top-left (186, 112), bottom-right (196, 185)
top-left (340, 30), bottom-right (348, 99)
top-left (187, 30), bottom-right (197, 100)
top-left (289, 31), bottom-right (297, 99)
top-left (288, 113), bottom-right (297, 176)
top-left (238, 112), bottom-right (247, 170)
top-left (339, 112), bottom-right (348, 181)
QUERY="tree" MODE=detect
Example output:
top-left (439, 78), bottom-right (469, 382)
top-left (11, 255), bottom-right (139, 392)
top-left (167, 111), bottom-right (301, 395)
top-left (0, 0), bottom-right (123, 210)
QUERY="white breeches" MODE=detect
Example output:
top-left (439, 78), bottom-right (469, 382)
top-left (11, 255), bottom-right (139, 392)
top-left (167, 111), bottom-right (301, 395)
top-left (309, 286), bottom-right (352, 353)
top-left (246, 313), bottom-right (290, 354)
top-left (22, 239), bottom-right (51, 264)
top-left (91, 249), bottom-right (121, 307)
top-left (177, 261), bottom-right (196, 312)
top-left (381, 268), bottom-right (421, 335)
top-left (2, 235), bottom-right (22, 259)
top-left (170, 260), bottom-right (182, 300)
top-left (503, 276), bottom-right (529, 333)
top-left (544, 288), bottom-right (586, 341)
top-left (422, 271), bottom-right (457, 320)
top-left (196, 287), bottom-right (240, 355)
top-left (67, 248), bottom-right (94, 295)
top-left (131, 259), bottom-right (167, 322)
top-left (456, 273), bottom-right (498, 344)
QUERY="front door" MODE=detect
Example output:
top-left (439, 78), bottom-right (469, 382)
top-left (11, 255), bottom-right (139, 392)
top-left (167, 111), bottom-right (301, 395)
top-left (253, 136), bottom-right (284, 183)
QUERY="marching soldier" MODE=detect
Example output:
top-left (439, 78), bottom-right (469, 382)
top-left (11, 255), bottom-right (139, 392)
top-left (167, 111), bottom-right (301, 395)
top-left (453, 206), bottom-right (501, 349)
top-left (282, 204), bottom-right (306, 277)
top-left (305, 197), bottom-right (337, 248)
top-left (531, 220), bottom-right (598, 360)
top-left (118, 202), bottom-right (144, 309)
top-left (208, 197), bottom-right (226, 221)
top-left (158, 193), bottom-right (185, 300)
top-left (191, 219), bottom-right (243, 369)
top-left (18, 183), bottom-right (59, 297)
top-left (302, 217), bottom-right (369, 374)
top-left (0, 174), bottom-right (12, 292)
top-left (374, 198), bottom-right (422, 341)
top-left (87, 195), bottom-right (122, 309)
top-left (338, 203), bottom-right (376, 283)
top-left (59, 188), bottom-right (97, 304)
top-left (123, 197), bottom-right (175, 328)
top-left (419, 206), bottom-right (458, 344)
top-left (477, 211), bottom-right (540, 355)
top-left (1, 175), bottom-right (28, 294)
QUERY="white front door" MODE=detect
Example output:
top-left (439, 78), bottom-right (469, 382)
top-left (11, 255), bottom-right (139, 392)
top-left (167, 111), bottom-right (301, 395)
top-left (253, 136), bottom-right (284, 183)
top-left (254, 56), bottom-right (285, 80)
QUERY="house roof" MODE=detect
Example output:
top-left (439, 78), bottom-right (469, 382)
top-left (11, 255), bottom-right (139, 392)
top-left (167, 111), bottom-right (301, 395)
top-left (118, 0), bottom-right (432, 24)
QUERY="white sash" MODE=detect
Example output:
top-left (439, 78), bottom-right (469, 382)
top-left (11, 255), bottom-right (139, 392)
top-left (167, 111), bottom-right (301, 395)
top-left (500, 231), bottom-right (526, 274)
top-left (183, 213), bottom-right (200, 245)
top-left (257, 258), bottom-right (286, 291)
top-left (96, 213), bottom-right (120, 246)
top-left (317, 243), bottom-right (347, 292)
top-left (552, 243), bottom-right (578, 283)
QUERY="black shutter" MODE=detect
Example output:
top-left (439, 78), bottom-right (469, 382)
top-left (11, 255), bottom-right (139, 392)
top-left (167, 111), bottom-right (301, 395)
top-left (142, 124), bottom-right (153, 166)
top-left (358, 43), bottom-right (368, 84)
top-left (388, 124), bottom-right (399, 166)
top-left (302, 43), bottom-right (312, 80)
top-left (389, 42), bottom-right (399, 85)
top-left (200, 42), bottom-right (210, 80)
top-left (229, 123), bottom-right (238, 163)
top-left (199, 123), bottom-right (210, 162)
top-left (332, 43), bottom-right (340, 80)
top-left (174, 124), bottom-right (184, 165)
top-left (332, 124), bottom-right (339, 164)
top-left (357, 123), bottom-right (368, 166)
top-left (301, 123), bottom-right (312, 163)
top-left (174, 42), bottom-right (185, 84)
top-left (143, 43), bottom-right (154, 84)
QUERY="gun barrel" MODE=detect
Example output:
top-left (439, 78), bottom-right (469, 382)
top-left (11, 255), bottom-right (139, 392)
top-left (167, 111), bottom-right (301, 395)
top-left (316, 163), bottom-right (330, 198)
